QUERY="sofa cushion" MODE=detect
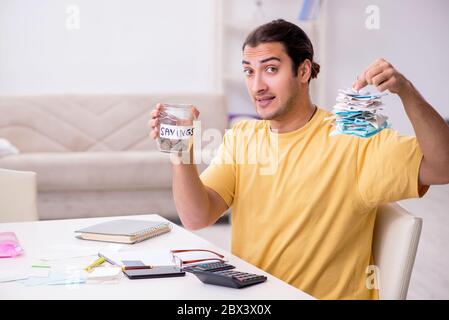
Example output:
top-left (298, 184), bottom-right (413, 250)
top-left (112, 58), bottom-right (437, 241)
top-left (0, 152), bottom-right (173, 191)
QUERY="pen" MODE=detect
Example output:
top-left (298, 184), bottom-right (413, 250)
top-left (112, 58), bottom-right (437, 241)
top-left (84, 256), bottom-right (106, 272)
top-left (122, 265), bottom-right (153, 271)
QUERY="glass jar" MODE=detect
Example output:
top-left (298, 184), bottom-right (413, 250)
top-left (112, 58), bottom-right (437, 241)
top-left (157, 103), bottom-right (195, 154)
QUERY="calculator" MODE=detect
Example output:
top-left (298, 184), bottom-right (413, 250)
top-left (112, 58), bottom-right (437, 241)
top-left (191, 269), bottom-right (267, 289)
top-left (182, 261), bottom-right (235, 273)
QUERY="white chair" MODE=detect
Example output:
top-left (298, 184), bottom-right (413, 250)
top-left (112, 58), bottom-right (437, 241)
top-left (0, 168), bottom-right (38, 223)
top-left (373, 203), bottom-right (422, 300)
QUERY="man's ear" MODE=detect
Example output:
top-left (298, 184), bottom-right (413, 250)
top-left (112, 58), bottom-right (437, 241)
top-left (298, 59), bottom-right (312, 84)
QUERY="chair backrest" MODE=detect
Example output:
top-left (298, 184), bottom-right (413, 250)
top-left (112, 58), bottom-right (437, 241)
top-left (373, 203), bottom-right (422, 300)
top-left (0, 168), bottom-right (38, 223)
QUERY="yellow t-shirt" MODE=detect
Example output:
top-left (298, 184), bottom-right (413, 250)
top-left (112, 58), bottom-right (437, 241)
top-left (200, 108), bottom-right (426, 299)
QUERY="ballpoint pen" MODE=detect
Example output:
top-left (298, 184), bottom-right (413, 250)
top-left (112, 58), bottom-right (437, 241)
top-left (84, 256), bottom-right (106, 272)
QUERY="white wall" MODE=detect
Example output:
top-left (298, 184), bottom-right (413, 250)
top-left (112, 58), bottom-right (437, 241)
top-left (1, 0), bottom-right (448, 134)
top-left (321, 0), bottom-right (449, 135)
top-left (0, 0), bottom-right (218, 94)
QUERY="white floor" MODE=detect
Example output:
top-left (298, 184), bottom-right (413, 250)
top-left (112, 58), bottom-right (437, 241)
top-left (192, 184), bottom-right (449, 300)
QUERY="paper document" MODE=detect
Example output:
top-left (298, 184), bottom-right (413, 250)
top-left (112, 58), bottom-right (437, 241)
top-left (98, 249), bottom-right (175, 267)
top-left (35, 243), bottom-right (122, 261)
top-left (0, 269), bottom-right (29, 283)
top-left (20, 271), bottom-right (86, 286)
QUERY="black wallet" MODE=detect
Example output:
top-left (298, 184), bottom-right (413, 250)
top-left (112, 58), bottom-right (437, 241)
top-left (123, 266), bottom-right (185, 279)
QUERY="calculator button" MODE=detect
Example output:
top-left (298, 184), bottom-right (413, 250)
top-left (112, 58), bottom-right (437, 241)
top-left (183, 262), bottom-right (236, 273)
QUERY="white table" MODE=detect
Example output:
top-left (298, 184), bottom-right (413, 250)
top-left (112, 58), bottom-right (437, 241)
top-left (0, 214), bottom-right (314, 300)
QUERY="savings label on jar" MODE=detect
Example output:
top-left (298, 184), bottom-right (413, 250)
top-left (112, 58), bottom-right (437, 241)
top-left (157, 103), bottom-right (195, 154)
top-left (159, 123), bottom-right (194, 140)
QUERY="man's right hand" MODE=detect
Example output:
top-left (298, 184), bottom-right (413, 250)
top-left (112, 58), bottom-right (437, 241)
top-left (147, 103), bottom-right (226, 230)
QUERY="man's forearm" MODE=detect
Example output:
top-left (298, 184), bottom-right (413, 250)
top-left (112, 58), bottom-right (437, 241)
top-left (353, 58), bottom-right (449, 183)
top-left (399, 81), bottom-right (449, 179)
top-left (172, 162), bottom-right (211, 230)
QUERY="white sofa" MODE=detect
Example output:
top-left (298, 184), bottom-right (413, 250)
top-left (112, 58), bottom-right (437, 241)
top-left (0, 94), bottom-right (228, 220)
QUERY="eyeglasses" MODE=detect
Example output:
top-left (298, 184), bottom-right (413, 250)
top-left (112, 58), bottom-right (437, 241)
top-left (170, 249), bottom-right (225, 267)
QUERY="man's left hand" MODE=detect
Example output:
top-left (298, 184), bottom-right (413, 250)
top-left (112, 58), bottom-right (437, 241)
top-left (352, 58), bottom-right (411, 96)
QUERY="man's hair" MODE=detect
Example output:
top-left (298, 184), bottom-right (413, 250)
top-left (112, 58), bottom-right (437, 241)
top-left (242, 19), bottom-right (320, 81)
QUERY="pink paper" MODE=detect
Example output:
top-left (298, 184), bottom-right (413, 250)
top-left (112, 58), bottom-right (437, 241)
top-left (0, 232), bottom-right (24, 258)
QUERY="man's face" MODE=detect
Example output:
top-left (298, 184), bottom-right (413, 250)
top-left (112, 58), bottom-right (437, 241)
top-left (242, 42), bottom-right (300, 120)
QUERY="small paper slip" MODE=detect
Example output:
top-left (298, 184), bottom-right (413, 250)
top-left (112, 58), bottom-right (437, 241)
top-left (47, 272), bottom-right (86, 286)
top-left (87, 267), bottom-right (122, 281)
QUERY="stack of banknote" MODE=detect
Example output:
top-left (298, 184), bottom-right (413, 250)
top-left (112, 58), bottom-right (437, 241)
top-left (326, 88), bottom-right (389, 138)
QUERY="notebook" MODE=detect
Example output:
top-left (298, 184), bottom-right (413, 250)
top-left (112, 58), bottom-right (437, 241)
top-left (75, 219), bottom-right (172, 244)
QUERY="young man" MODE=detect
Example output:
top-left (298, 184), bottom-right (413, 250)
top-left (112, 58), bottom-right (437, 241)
top-left (149, 19), bottom-right (449, 299)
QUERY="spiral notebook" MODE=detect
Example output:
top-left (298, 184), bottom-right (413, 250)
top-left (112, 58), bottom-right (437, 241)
top-left (75, 219), bottom-right (172, 244)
